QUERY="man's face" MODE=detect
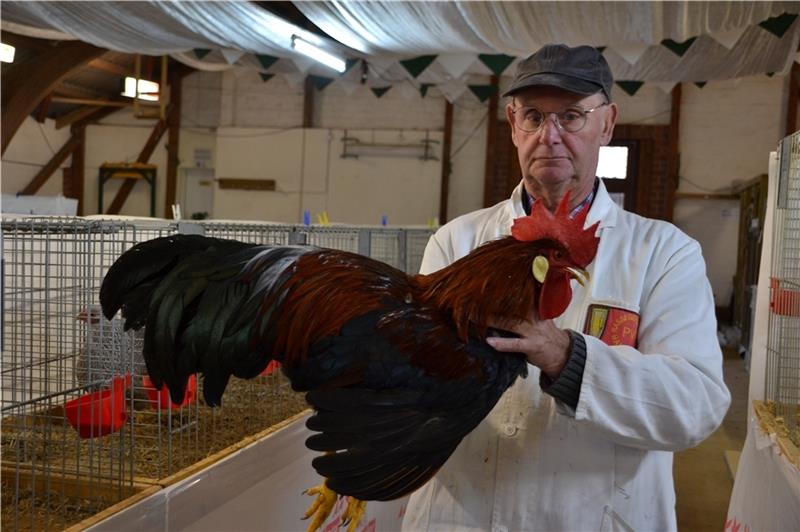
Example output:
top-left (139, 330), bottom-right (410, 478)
top-left (506, 86), bottom-right (617, 210)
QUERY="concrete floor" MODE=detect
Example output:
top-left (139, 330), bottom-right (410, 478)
top-left (674, 351), bottom-right (749, 531)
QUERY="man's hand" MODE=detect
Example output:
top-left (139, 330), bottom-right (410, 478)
top-left (486, 312), bottom-right (571, 380)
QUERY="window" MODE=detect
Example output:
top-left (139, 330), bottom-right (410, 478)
top-left (599, 141), bottom-right (637, 212)
top-left (598, 146), bottom-right (629, 180)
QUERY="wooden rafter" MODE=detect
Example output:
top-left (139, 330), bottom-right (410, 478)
top-left (64, 124), bottom-right (86, 214)
top-left (56, 81), bottom-right (108, 99)
top-left (303, 76), bottom-right (314, 127)
top-left (666, 83), bottom-right (682, 221)
top-left (52, 96), bottom-right (130, 107)
top-left (0, 31), bottom-right (52, 52)
top-left (73, 106), bottom-right (122, 130)
top-left (439, 101), bottom-right (453, 225)
top-left (105, 59), bottom-right (192, 216)
top-left (19, 133), bottom-right (80, 195)
top-left (87, 58), bottom-right (132, 77)
top-left (55, 106), bottom-right (103, 130)
top-left (164, 68), bottom-right (183, 218)
top-left (34, 92), bottom-right (53, 123)
top-left (2, 38), bottom-right (105, 154)
top-left (105, 119), bottom-right (168, 214)
top-left (482, 75), bottom-right (500, 207)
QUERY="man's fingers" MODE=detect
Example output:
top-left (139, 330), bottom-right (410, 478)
top-left (486, 336), bottom-right (524, 353)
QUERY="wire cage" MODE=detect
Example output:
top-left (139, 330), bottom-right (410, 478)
top-left (1, 216), bottom-right (433, 530)
top-left (765, 131), bottom-right (800, 449)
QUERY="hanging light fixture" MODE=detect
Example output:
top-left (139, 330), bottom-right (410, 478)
top-left (1, 43), bottom-right (15, 63)
top-left (291, 35), bottom-right (346, 73)
top-left (121, 77), bottom-right (159, 102)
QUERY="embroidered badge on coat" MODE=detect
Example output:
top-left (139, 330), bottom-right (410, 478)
top-left (584, 304), bottom-right (639, 347)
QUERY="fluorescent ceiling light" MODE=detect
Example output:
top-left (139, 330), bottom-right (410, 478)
top-left (121, 77), bottom-right (159, 101)
top-left (1, 43), bottom-right (15, 63)
top-left (291, 35), bottom-right (346, 73)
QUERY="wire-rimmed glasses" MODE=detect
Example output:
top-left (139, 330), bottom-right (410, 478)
top-left (511, 103), bottom-right (608, 133)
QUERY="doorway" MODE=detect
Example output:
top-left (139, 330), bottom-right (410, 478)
top-left (182, 168), bottom-right (214, 220)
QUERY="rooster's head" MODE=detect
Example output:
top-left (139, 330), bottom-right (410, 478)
top-left (511, 193), bottom-right (600, 320)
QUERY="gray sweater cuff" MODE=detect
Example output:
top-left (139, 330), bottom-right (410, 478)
top-left (539, 330), bottom-right (587, 410)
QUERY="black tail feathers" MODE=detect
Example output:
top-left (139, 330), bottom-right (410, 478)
top-left (99, 234), bottom-right (273, 406)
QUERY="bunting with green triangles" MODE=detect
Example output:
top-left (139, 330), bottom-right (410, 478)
top-left (399, 56), bottom-right (437, 78)
top-left (309, 75), bottom-right (334, 91)
top-left (616, 81), bottom-right (644, 96)
top-left (759, 13), bottom-right (798, 38)
top-left (186, 9), bottom-right (800, 103)
top-left (468, 84), bottom-right (498, 102)
top-left (478, 54), bottom-right (515, 76)
top-left (661, 37), bottom-right (696, 57)
top-left (256, 54), bottom-right (279, 71)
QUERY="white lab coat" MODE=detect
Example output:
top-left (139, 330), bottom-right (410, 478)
top-left (402, 180), bottom-right (731, 532)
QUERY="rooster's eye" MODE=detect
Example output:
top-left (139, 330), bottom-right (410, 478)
top-left (553, 250), bottom-right (563, 260)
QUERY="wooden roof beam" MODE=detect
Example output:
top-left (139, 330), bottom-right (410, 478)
top-left (55, 81), bottom-right (109, 99)
top-left (0, 31), bottom-right (54, 52)
top-left (55, 105), bottom-right (103, 130)
top-left (73, 106), bottom-right (122, 130)
top-left (482, 75), bottom-right (500, 208)
top-left (2, 39), bottom-right (106, 154)
top-left (19, 132), bottom-right (80, 195)
top-left (164, 68), bottom-right (183, 218)
top-left (87, 58), bottom-right (132, 77)
top-left (105, 118), bottom-right (168, 214)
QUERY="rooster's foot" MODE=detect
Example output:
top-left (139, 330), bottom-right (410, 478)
top-left (341, 497), bottom-right (367, 532)
top-left (302, 480), bottom-right (338, 532)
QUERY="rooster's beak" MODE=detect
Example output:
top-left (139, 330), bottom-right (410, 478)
top-left (565, 267), bottom-right (590, 287)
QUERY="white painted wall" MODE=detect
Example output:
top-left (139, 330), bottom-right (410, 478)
top-left (2, 117), bottom-right (73, 198)
top-left (213, 127), bottom-right (441, 225)
top-left (674, 75), bottom-right (785, 307)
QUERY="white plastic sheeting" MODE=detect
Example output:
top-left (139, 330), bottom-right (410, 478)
top-left (3, 1), bottom-right (800, 84)
top-left (726, 418), bottom-right (800, 531)
top-left (0, 1), bottom-right (350, 68)
top-left (89, 415), bottom-right (408, 531)
top-left (297, 1), bottom-right (800, 81)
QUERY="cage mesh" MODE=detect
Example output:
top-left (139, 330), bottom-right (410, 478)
top-left (765, 131), bottom-right (800, 448)
top-left (1, 217), bottom-right (432, 530)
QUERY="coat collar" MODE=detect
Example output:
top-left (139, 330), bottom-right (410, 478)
top-left (506, 178), bottom-right (619, 233)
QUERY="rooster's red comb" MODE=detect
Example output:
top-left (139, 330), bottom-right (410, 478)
top-left (511, 191), bottom-right (600, 267)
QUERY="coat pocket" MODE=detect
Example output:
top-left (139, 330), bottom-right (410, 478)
top-left (583, 300), bottom-right (641, 348)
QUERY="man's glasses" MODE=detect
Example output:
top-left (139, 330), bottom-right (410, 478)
top-left (511, 103), bottom-right (608, 133)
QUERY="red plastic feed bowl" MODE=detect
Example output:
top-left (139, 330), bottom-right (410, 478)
top-left (770, 278), bottom-right (800, 317)
top-left (260, 360), bottom-right (281, 376)
top-left (142, 374), bottom-right (197, 409)
top-left (65, 375), bottom-right (130, 438)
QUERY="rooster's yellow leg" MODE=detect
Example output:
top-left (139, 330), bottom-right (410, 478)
top-left (302, 479), bottom-right (338, 532)
top-left (341, 497), bottom-right (368, 532)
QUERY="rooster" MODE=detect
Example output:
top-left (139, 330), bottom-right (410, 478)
top-left (99, 194), bottom-right (599, 531)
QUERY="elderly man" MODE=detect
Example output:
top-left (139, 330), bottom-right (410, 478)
top-left (402, 44), bottom-right (731, 531)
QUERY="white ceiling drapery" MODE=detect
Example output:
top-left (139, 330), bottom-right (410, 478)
top-left (3, 1), bottom-right (800, 100)
top-left (297, 1), bottom-right (800, 82)
top-left (1, 1), bottom-right (352, 72)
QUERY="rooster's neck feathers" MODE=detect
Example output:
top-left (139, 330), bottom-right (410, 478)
top-left (416, 238), bottom-right (542, 341)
